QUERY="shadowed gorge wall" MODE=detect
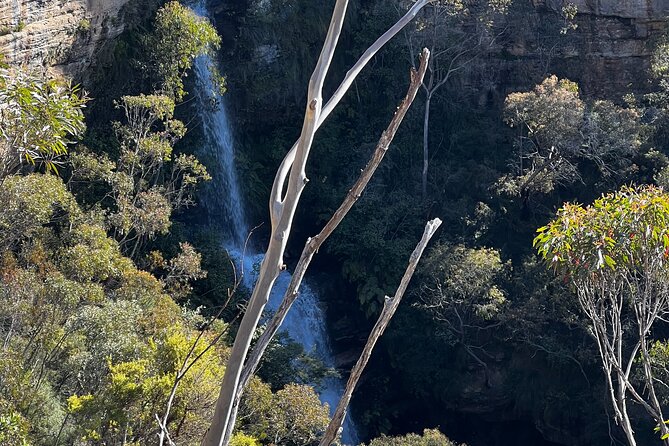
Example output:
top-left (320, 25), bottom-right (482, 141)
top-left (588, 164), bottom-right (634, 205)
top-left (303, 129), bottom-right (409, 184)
top-left (516, 0), bottom-right (669, 95)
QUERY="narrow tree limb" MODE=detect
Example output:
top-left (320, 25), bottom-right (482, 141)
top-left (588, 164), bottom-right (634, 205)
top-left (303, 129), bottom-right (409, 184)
top-left (156, 414), bottom-right (176, 446)
top-left (320, 218), bottom-right (442, 446)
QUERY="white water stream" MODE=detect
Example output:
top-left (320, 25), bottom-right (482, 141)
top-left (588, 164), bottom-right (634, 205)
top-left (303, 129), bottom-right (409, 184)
top-left (192, 3), bottom-right (359, 443)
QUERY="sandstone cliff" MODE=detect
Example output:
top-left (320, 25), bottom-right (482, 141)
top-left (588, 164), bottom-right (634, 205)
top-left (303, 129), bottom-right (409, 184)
top-left (508, 0), bottom-right (669, 96)
top-left (0, 0), bottom-right (131, 78)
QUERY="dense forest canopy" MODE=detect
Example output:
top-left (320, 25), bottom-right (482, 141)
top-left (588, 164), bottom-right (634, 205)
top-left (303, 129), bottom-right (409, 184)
top-left (2, 0), bottom-right (669, 446)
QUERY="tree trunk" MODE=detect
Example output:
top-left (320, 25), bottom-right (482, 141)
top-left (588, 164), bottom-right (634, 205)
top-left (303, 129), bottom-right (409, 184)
top-left (221, 50), bottom-right (430, 442)
top-left (618, 379), bottom-right (637, 446)
top-left (422, 93), bottom-right (431, 199)
top-left (320, 218), bottom-right (442, 446)
top-left (202, 2), bottom-right (350, 444)
top-left (638, 323), bottom-right (669, 445)
top-left (204, 2), bottom-right (432, 445)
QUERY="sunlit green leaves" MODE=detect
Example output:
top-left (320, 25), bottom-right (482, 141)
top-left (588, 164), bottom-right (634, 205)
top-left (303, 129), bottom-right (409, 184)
top-left (240, 380), bottom-right (330, 446)
top-left (0, 174), bottom-right (79, 250)
top-left (145, 1), bottom-right (222, 101)
top-left (500, 76), bottom-right (643, 197)
top-left (0, 68), bottom-right (87, 178)
top-left (535, 185), bottom-right (669, 278)
top-left (366, 428), bottom-right (461, 446)
top-left (416, 243), bottom-right (508, 349)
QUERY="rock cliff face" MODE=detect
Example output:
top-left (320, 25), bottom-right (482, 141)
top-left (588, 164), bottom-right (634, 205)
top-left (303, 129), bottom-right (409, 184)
top-left (502, 0), bottom-right (669, 97)
top-left (0, 0), bottom-right (131, 78)
top-left (566, 0), bottom-right (669, 19)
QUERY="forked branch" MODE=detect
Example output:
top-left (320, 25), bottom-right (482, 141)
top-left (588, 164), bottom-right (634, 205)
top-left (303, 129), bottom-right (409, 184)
top-left (270, 0), bottom-right (433, 213)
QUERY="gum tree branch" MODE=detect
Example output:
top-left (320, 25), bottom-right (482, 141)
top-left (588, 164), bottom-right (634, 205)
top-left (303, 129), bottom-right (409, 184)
top-left (320, 218), bottom-right (443, 446)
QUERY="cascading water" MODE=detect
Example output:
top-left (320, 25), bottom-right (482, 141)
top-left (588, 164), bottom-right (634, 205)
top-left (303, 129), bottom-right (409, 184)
top-left (191, 3), bottom-right (359, 444)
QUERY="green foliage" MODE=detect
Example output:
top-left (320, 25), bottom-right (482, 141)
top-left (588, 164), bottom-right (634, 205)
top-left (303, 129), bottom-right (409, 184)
top-left (72, 93), bottom-right (210, 259)
top-left (329, 189), bottom-right (430, 316)
top-left (415, 244), bottom-right (508, 377)
top-left (0, 400), bottom-right (31, 446)
top-left (239, 380), bottom-right (330, 446)
top-left (0, 6), bottom-right (230, 446)
top-left (145, 1), bottom-right (222, 100)
top-left (534, 185), bottom-right (669, 277)
top-left (257, 332), bottom-right (335, 391)
top-left (7, 0), bottom-right (667, 444)
top-left (77, 18), bottom-right (91, 33)
top-left (230, 432), bottom-right (261, 446)
top-left (0, 169), bottom-right (224, 445)
top-left (152, 242), bottom-right (208, 299)
top-left (647, 39), bottom-right (669, 161)
top-left (652, 39), bottom-right (669, 92)
top-left (559, 2), bottom-right (578, 34)
top-left (66, 325), bottom-right (227, 444)
top-left (501, 76), bottom-right (642, 197)
top-left (0, 174), bottom-right (79, 250)
top-left (366, 428), bottom-right (463, 446)
top-left (418, 244), bottom-right (507, 323)
top-left (650, 341), bottom-right (669, 406)
top-left (535, 185), bottom-right (669, 443)
top-left (0, 68), bottom-right (87, 178)
top-left (60, 224), bottom-right (134, 282)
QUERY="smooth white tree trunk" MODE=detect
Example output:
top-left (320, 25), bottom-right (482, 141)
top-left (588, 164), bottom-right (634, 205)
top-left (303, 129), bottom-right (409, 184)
top-left (203, 2), bottom-right (432, 445)
top-left (202, 2), bottom-right (350, 444)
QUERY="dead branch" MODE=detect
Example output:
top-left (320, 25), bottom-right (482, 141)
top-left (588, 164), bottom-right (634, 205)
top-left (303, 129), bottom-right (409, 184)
top-left (319, 218), bottom-right (442, 446)
top-left (222, 49), bottom-right (430, 438)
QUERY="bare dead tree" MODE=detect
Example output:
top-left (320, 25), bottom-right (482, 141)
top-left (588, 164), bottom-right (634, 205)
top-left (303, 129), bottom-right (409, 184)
top-left (202, 2), bottom-right (434, 445)
top-left (320, 218), bottom-right (442, 446)
top-left (219, 49), bottom-right (431, 442)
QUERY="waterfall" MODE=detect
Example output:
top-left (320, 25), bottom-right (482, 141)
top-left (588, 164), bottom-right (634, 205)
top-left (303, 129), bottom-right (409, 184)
top-left (191, 3), bottom-right (359, 444)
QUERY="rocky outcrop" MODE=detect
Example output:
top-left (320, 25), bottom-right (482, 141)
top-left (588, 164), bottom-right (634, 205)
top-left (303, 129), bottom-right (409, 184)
top-left (0, 0), bottom-right (131, 78)
top-left (561, 0), bottom-right (669, 19)
top-left (499, 0), bottom-right (669, 97)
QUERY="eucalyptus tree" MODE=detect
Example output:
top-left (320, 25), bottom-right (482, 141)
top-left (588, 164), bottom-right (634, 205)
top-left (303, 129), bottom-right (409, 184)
top-left (416, 243), bottom-right (507, 384)
top-left (404, 0), bottom-right (511, 198)
top-left (71, 94), bottom-right (211, 259)
top-left (501, 76), bottom-right (643, 200)
top-left (535, 186), bottom-right (669, 446)
top-left (0, 68), bottom-right (87, 181)
top-left (145, 0), bottom-right (223, 100)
